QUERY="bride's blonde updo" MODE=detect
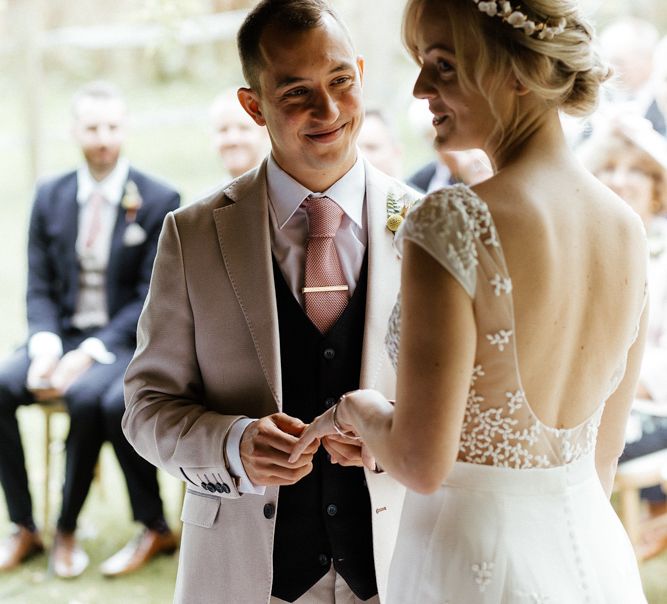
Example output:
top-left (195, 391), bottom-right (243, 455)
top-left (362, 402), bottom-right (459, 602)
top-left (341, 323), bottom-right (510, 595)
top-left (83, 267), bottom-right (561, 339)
top-left (403, 0), bottom-right (611, 154)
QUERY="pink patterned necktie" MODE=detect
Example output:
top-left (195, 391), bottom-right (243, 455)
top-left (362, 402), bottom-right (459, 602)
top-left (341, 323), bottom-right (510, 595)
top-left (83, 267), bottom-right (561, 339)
top-left (302, 196), bottom-right (349, 334)
top-left (84, 191), bottom-right (106, 250)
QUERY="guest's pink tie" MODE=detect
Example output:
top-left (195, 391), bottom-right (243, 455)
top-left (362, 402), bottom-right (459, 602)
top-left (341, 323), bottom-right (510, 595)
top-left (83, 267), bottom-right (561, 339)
top-left (303, 196), bottom-right (349, 334)
top-left (84, 191), bottom-right (106, 249)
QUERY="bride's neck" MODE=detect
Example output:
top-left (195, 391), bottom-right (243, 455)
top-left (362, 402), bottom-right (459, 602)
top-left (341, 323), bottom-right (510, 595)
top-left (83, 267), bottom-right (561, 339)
top-left (492, 110), bottom-right (572, 173)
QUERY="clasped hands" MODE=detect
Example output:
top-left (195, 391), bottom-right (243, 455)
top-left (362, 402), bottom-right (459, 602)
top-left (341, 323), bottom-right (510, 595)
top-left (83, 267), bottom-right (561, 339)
top-left (240, 403), bottom-right (375, 487)
top-left (26, 350), bottom-right (94, 400)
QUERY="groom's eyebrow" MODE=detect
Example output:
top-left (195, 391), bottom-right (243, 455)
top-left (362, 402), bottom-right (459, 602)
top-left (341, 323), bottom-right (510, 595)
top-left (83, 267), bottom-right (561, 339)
top-left (275, 62), bottom-right (356, 90)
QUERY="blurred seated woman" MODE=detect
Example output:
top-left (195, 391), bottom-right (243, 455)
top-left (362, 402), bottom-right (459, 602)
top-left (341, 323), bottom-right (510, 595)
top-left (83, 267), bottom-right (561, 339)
top-left (579, 115), bottom-right (667, 559)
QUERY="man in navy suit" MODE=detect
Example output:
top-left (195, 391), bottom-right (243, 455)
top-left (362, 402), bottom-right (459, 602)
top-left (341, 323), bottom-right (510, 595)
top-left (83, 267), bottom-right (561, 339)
top-left (0, 81), bottom-right (180, 578)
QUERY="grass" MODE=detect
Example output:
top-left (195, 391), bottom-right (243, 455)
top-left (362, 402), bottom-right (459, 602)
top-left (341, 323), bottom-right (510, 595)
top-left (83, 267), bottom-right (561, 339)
top-left (0, 408), bottom-right (180, 604)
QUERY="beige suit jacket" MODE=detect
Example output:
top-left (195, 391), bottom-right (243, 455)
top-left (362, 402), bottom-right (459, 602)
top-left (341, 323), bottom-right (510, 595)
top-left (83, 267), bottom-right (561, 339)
top-left (123, 158), bottom-right (420, 604)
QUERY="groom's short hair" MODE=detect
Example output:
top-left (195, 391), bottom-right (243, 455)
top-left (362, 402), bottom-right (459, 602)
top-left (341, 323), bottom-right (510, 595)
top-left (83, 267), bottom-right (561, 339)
top-left (237, 0), bottom-right (353, 92)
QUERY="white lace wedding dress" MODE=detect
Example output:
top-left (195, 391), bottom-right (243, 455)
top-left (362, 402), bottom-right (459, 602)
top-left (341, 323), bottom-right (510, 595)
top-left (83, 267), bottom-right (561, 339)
top-left (384, 185), bottom-right (647, 604)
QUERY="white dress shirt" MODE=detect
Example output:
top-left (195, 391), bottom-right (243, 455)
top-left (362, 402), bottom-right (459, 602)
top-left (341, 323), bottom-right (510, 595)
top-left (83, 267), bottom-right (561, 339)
top-left (225, 154), bottom-right (368, 494)
top-left (427, 161), bottom-right (452, 193)
top-left (27, 158), bottom-right (129, 369)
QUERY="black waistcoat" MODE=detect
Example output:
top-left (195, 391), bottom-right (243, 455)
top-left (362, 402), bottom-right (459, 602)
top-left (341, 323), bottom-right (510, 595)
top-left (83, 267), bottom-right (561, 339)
top-left (271, 253), bottom-right (377, 603)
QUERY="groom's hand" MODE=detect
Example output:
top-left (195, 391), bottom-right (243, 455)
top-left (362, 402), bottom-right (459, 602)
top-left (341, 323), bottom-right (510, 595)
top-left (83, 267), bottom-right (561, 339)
top-left (240, 413), bottom-right (319, 486)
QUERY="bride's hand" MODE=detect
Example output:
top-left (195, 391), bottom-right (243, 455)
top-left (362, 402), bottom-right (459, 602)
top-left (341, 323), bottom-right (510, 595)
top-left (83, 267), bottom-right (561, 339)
top-left (289, 405), bottom-right (340, 463)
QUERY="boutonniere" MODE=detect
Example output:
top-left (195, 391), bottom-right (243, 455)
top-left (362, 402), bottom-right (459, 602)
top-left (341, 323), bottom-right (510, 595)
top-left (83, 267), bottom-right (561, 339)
top-left (121, 180), bottom-right (146, 246)
top-left (121, 180), bottom-right (142, 223)
top-left (386, 191), bottom-right (415, 235)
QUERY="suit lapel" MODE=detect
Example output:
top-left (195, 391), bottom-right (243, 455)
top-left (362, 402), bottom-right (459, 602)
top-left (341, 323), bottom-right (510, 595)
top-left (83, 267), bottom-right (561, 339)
top-left (57, 176), bottom-right (80, 308)
top-left (360, 163), bottom-right (401, 388)
top-left (214, 162), bottom-right (282, 408)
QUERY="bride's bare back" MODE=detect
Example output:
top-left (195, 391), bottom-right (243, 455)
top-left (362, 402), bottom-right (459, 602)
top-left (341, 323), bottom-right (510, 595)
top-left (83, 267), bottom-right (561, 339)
top-left (387, 155), bottom-right (647, 475)
top-left (476, 161), bottom-right (647, 432)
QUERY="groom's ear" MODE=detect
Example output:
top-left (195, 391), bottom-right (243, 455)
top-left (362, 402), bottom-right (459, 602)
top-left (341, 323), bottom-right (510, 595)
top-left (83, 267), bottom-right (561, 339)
top-left (238, 88), bottom-right (266, 127)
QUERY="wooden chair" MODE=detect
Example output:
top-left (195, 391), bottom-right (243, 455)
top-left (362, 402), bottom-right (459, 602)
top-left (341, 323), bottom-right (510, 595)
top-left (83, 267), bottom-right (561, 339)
top-left (36, 397), bottom-right (107, 531)
top-left (613, 448), bottom-right (667, 555)
top-left (36, 397), bottom-right (68, 530)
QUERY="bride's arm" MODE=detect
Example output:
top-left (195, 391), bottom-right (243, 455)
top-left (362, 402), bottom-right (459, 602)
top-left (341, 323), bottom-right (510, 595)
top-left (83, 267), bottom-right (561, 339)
top-left (595, 304), bottom-right (649, 497)
top-left (291, 240), bottom-right (476, 494)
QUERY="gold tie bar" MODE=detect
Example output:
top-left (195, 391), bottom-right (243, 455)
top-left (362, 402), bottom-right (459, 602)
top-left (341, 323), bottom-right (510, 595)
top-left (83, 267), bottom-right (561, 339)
top-left (302, 285), bottom-right (349, 293)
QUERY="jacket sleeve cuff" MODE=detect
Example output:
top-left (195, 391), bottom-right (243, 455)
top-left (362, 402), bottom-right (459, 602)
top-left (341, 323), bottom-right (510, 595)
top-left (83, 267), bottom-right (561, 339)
top-left (28, 332), bottom-right (63, 360)
top-left (78, 338), bottom-right (117, 365)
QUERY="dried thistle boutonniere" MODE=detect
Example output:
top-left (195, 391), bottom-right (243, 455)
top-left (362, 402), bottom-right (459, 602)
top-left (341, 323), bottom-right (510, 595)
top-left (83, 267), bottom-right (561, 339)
top-left (386, 191), bottom-right (415, 235)
top-left (121, 180), bottom-right (142, 223)
top-left (121, 180), bottom-right (147, 246)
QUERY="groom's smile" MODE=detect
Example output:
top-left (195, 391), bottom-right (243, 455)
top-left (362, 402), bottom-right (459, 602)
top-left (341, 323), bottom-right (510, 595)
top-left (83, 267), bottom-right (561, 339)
top-left (238, 12), bottom-right (365, 192)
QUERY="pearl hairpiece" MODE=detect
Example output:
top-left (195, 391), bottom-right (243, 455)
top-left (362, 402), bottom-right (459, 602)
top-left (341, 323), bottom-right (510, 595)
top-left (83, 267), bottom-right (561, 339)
top-left (473, 0), bottom-right (567, 40)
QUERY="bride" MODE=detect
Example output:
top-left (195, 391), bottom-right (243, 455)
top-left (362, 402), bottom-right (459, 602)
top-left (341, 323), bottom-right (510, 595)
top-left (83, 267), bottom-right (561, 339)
top-left (290, 0), bottom-right (649, 601)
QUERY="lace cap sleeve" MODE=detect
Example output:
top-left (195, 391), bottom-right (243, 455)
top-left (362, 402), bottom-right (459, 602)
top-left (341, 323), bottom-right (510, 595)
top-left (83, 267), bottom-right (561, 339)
top-left (394, 185), bottom-right (493, 298)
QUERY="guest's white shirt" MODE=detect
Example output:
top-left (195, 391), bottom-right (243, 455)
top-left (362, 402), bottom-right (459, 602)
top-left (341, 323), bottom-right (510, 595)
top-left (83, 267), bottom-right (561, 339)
top-left (27, 159), bottom-right (129, 370)
top-left (426, 161), bottom-right (452, 193)
top-left (226, 154), bottom-right (367, 494)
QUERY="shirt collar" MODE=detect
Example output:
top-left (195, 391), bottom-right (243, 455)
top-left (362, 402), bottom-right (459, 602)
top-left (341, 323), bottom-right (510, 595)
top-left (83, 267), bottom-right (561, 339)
top-left (266, 154), bottom-right (365, 229)
top-left (77, 157), bottom-right (130, 206)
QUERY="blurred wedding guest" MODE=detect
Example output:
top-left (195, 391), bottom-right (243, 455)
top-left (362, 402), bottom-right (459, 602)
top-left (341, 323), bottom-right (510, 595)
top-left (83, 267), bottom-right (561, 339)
top-left (357, 108), bottom-right (404, 178)
top-left (408, 145), bottom-right (492, 193)
top-left (0, 81), bottom-right (179, 578)
top-left (209, 87), bottom-right (270, 179)
top-left (646, 36), bottom-right (667, 136)
top-left (599, 16), bottom-right (659, 115)
top-left (579, 115), bottom-right (667, 559)
top-left (406, 98), bottom-right (491, 192)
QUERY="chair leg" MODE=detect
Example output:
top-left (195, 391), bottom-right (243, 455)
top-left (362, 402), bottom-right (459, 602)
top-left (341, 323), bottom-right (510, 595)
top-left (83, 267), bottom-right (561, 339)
top-left (43, 408), bottom-right (51, 531)
top-left (619, 488), bottom-right (642, 546)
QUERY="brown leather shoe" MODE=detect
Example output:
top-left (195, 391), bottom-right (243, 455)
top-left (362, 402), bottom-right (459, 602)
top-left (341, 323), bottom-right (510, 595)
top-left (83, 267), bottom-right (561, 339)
top-left (51, 531), bottom-right (89, 579)
top-left (99, 529), bottom-right (178, 577)
top-left (0, 526), bottom-right (44, 571)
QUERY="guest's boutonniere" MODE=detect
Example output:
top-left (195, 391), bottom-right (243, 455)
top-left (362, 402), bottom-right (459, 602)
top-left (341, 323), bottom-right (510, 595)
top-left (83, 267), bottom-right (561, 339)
top-left (121, 180), bottom-right (147, 246)
top-left (121, 180), bottom-right (142, 222)
top-left (386, 191), bottom-right (415, 235)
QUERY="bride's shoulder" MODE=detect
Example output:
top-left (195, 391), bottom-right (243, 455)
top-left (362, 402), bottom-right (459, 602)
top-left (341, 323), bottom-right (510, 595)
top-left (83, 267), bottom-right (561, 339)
top-left (404, 184), bottom-right (491, 232)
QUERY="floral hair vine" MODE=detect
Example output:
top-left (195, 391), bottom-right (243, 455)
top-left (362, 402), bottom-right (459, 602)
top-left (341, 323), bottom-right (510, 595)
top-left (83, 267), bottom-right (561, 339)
top-left (473, 0), bottom-right (567, 40)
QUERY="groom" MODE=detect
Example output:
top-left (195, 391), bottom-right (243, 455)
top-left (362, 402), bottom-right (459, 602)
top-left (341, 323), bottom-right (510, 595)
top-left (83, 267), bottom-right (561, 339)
top-left (123, 1), bottom-right (417, 602)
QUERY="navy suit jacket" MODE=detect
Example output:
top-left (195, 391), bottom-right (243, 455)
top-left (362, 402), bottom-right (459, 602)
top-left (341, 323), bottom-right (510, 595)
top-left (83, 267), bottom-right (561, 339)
top-left (406, 161), bottom-right (457, 194)
top-left (26, 167), bottom-right (180, 353)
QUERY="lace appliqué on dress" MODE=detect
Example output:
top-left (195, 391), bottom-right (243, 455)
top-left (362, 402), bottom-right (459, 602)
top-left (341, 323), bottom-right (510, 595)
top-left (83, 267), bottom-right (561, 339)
top-left (490, 274), bottom-right (513, 296)
top-left (459, 383), bottom-right (551, 468)
top-left (486, 329), bottom-right (513, 352)
top-left (385, 184), bottom-right (608, 470)
top-left (472, 561), bottom-right (495, 593)
top-left (394, 185), bottom-right (500, 297)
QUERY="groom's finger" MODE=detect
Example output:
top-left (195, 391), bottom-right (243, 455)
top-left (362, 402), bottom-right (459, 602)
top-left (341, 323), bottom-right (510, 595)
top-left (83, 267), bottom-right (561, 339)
top-left (322, 436), bottom-right (363, 467)
top-left (241, 415), bottom-right (319, 485)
